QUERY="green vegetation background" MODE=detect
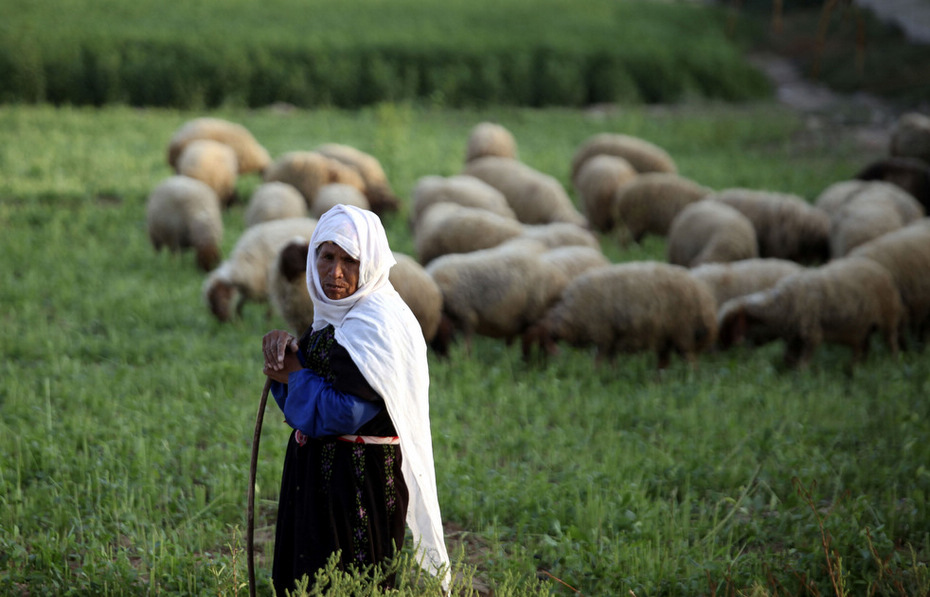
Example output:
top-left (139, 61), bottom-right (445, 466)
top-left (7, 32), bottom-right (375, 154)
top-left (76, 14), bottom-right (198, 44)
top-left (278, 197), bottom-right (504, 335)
top-left (1, 0), bottom-right (929, 595)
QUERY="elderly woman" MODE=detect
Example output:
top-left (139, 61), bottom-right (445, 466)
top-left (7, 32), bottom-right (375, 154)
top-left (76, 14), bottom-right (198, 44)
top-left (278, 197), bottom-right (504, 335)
top-left (262, 205), bottom-right (449, 593)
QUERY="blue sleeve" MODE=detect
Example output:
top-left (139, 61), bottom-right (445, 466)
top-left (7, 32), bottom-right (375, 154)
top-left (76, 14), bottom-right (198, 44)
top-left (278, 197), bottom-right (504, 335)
top-left (274, 368), bottom-right (382, 437)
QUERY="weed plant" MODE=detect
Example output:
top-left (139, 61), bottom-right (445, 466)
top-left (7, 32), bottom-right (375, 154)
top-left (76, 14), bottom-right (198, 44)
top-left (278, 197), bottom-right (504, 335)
top-left (0, 0), bottom-right (770, 109)
top-left (1, 103), bottom-right (929, 595)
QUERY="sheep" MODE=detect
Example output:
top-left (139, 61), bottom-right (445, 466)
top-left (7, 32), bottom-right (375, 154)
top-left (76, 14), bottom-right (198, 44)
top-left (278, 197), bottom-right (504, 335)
top-left (573, 154), bottom-right (637, 233)
top-left (409, 174), bottom-right (516, 232)
top-left (707, 188), bottom-right (831, 264)
top-left (519, 222), bottom-right (601, 251)
top-left (175, 139), bottom-right (239, 208)
top-left (815, 180), bottom-right (924, 223)
top-left (848, 219), bottom-right (930, 346)
top-left (414, 202), bottom-right (525, 265)
top-left (167, 117), bottom-right (270, 175)
top-left (538, 245), bottom-right (611, 279)
top-left (522, 261), bottom-right (718, 369)
top-left (462, 156), bottom-right (588, 227)
top-left (666, 200), bottom-right (759, 267)
top-left (310, 183), bottom-right (372, 219)
top-left (610, 172), bottom-right (712, 243)
top-left (716, 257), bottom-right (903, 368)
top-left (425, 241), bottom-right (572, 354)
top-left (244, 181), bottom-right (308, 228)
top-left (389, 252), bottom-right (444, 345)
top-left (268, 237), bottom-right (315, 335)
top-left (570, 132), bottom-right (677, 188)
top-left (263, 151), bottom-right (367, 210)
top-left (314, 143), bottom-right (400, 215)
top-left (855, 156), bottom-right (930, 212)
top-left (890, 111), bottom-right (930, 164)
top-left (145, 175), bottom-right (223, 272)
top-left (464, 121), bottom-right (518, 163)
top-left (689, 258), bottom-right (805, 309)
top-left (202, 217), bottom-right (318, 322)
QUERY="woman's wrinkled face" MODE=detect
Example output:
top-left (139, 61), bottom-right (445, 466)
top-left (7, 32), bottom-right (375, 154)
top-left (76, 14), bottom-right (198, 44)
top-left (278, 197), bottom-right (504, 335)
top-left (316, 241), bottom-right (360, 300)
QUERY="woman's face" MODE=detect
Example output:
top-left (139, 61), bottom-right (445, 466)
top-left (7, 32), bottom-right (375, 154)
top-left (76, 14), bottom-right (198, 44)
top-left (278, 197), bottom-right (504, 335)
top-left (316, 241), bottom-right (360, 300)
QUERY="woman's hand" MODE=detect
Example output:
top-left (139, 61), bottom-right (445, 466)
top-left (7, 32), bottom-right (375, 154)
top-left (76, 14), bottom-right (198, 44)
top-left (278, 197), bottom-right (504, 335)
top-left (262, 330), bottom-right (300, 381)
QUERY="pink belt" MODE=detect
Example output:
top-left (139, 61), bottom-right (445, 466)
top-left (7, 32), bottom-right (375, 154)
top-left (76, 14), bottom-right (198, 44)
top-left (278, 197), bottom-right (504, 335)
top-left (294, 430), bottom-right (400, 446)
top-left (338, 434), bottom-right (400, 445)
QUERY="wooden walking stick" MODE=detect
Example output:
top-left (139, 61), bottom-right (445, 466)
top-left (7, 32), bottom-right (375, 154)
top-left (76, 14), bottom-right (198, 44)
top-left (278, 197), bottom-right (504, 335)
top-left (248, 377), bottom-right (272, 597)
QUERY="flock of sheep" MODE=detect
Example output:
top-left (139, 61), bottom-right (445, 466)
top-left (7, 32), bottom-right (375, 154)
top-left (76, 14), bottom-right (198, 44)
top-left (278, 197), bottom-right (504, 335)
top-left (145, 112), bottom-right (930, 370)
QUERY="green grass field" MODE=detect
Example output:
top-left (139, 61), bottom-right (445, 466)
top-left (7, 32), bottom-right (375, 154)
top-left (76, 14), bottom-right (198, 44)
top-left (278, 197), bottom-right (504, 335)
top-left (1, 101), bottom-right (928, 596)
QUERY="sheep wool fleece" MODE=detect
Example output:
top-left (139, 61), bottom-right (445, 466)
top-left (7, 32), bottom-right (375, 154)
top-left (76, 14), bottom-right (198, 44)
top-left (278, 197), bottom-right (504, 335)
top-left (306, 205), bottom-right (451, 585)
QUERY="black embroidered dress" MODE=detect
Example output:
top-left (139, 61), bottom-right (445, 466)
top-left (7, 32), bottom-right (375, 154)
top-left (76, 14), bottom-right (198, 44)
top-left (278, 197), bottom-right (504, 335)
top-left (271, 325), bottom-right (409, 595)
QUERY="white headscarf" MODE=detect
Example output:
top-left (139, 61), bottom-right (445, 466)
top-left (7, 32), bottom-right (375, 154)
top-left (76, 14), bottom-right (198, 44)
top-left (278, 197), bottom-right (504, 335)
top-left (306, 204), bottom-right (450, 584)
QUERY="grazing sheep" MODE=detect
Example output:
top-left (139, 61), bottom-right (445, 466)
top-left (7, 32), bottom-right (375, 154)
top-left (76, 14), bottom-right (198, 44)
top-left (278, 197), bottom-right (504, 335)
top-left (708, 188), bottom-right (831, 264)
top-left (263, 151), bottom-right (366, 210)
top-left (610, 172), bottom-right (712, 243)
top-left (856, 156), bottom-right (930, 212)
top-left (202, 217), bottom-right (318, 322)
top-left (310, 183), bottom-right (371, 219)
top-left (816, 180), bottom-right (924, 222)
top-left (570, 132), bottom-right (677, 188)
top-left (539, 245), bottom-right (611, 279)
top-left (520, 222), bottom-right (602, 251)
top-left (414, 202), bottom-right (525, 265)
top-left (667, 200), bottom-right (759, 267)
top-left (389, 252), bottom-right (444, 344)
top-left (244, 182), bottom-right (308, 228)
top-left (464, 121), bottom-right (518, 163)
top-left (167, 117), bottom-right (271, 175)
top-left (425, 242), bottom-right (571, 354)
top-left (462, 156), bottom-right (588, 227)
top-left (890, 112), bottom-right (930, 164)
top-left (848, 219), bottom-right (930, 346)
top-left (717, 257), bottom-right (903, 368)
top-left (523, 261), bottom-right (717, 369)
top-left (315, 143), bottom-right (400, 215)
top-left (145, 175), bottom-right (223, 272)
top-left (573, 154), bottom-right (638, 233)
top-left (409, 174), bottom-right (516, 231)
top-left (268, 237), bottom-right (314, 335)
top-left (175, 139), bottom-right (239, 208)
top-left (689, 258), bottom-right (805, 309)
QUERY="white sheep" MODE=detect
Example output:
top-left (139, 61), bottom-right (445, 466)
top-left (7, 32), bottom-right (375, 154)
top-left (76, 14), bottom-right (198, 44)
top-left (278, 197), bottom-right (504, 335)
top-left (610, 172), bottom-right (712, 243)
top-left (175, 138), bottom-right (239, 208)
top-left (409, 174), bottom-right (516, 232)
top-left (414, 202), bottom-right (525, 265)
top-left (309, 183), bottom-right (372, 219)
top-left (848, 219), bottom-right (930, 347)
top-left (523, 261), bottom-right (718, 369)
top-left (573, 154), bottom-right (637, 233)
top-left (570, 132), bottom-right (677, 188)
top-left (717, 256), bottom-right (903, 368)
top-left (425, 241), bottom-right (571, 354)
top-left (689, 258), bottom-right (805, 309)
top-left (314, 143), bottom-right (400, 215)
top-left (707, 188), bottom-right (831, 264)
top-left (202, 217), bottom-right (318, 322)
top-left (519, 222), bottom-right (602, 251)
top-left (263, 151), bottom-right (366, 210)
top-left (464, 121), bottom-right (518, 163)
top-left (145, 175), bottom-right (223, 272)
top-left (167, 117), bottom-right (270, 175)
top-left (890, 111), bottom-right (930, 164)
top-left (268, 237), bottom-right (315, 335)
top-left (389, 252), bottom-right (444, 345)
top-left (815, 179), bottom-right (924, 223)
top-left (244, 181), bottom-right (308, 228)
top-left (855, 156), bottom-right (930, 213)
top-left (666, 200), bottom-right (759, 267)
top-left (462, 156), bottom-right (588, 227)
